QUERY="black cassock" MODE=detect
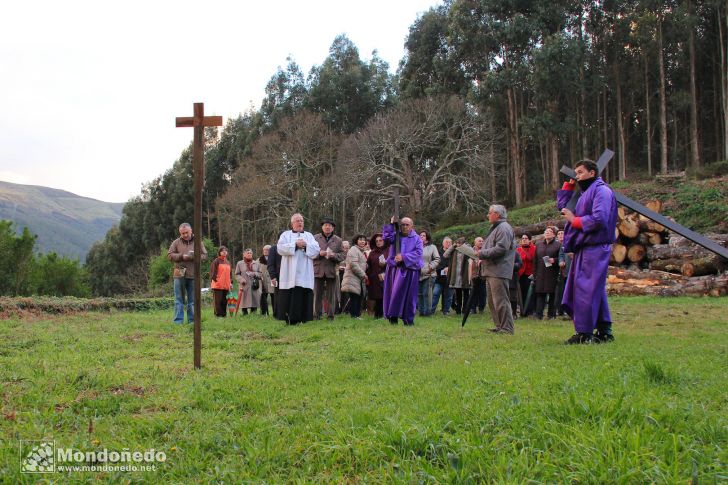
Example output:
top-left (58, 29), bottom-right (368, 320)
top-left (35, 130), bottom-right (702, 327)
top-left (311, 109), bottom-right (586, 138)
top-left (277, 287), bottom-right (313, 324)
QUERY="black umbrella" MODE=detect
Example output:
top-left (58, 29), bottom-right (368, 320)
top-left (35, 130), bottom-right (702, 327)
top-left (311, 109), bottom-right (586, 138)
top-left (461, 287), bottom-right (476, 327)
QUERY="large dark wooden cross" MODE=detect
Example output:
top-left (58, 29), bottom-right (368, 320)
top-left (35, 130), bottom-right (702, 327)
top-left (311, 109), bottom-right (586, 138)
top-left (560, 149), bottom-right (728, 260)
top-left (176, 103), bottom-right (223, 369)
top-left (392, 187), bottom-right (401, 254)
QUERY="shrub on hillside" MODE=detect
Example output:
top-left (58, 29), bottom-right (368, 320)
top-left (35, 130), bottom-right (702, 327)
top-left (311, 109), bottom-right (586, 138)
top-left (0, 296), bottom-right (174, 315)
top-left (687, 160), bottom-right (728, 180)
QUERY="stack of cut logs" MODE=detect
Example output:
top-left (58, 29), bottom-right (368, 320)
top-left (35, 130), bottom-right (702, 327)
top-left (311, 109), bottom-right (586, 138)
top-left (611, 201), bottom-right (668, 267)
top-left (611, 200), bottom-right (728, 277)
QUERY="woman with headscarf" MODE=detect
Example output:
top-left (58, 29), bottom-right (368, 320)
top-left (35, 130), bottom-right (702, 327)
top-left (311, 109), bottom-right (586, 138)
top-left (235, 248), bottom-right (262, 315)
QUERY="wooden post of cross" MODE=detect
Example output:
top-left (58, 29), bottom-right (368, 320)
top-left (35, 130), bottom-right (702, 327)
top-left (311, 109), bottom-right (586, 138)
top-left (175, 103), bottom-right (223, 370)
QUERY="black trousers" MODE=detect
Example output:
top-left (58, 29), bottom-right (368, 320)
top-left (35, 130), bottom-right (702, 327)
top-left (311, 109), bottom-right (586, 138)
top-left (260, 291), bottom-right (269, 315)
top-left (347, 292), bottom-right (362, 317)
top-left (453, 288), bottom-right (470, 315)
top-left (470, 278), bottom-right (486, 313)
top-left (212, 289), bottom-right (227, 317)
top-left (535, 292), bottom-right (556, 319)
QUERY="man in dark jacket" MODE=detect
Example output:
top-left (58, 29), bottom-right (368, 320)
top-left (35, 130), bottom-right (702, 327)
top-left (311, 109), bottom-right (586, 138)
top-left (267, 237), bottom-right (281, 320)
top-left (313, 218), bottom-right (346, 320)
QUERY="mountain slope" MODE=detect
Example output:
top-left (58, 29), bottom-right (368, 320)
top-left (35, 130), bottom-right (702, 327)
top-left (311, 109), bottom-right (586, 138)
top-left (0, 181), bottom-right (124, 261)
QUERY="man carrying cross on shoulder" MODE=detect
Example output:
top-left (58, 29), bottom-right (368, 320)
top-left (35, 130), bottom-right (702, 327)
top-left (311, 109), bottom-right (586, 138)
top-left (557, 159), bottom-right (618, 344)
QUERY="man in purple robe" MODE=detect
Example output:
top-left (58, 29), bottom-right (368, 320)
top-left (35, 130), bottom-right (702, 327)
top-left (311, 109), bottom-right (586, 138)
top-left (557, 160), bottom-right (617, 344)
top-left (382, 217), bottom-right (423, 326)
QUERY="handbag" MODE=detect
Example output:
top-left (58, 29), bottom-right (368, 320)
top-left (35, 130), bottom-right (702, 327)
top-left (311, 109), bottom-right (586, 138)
top-left (252, 278), bottom-right (260, 291)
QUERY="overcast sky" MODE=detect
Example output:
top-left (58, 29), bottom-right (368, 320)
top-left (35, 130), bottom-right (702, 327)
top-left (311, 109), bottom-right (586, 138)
top-left (0, 0), bottom-right (438, 202)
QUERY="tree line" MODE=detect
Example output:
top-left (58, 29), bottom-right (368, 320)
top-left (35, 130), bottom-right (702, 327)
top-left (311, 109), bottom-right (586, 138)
top-left (86, 0), bottom-right (728, 296)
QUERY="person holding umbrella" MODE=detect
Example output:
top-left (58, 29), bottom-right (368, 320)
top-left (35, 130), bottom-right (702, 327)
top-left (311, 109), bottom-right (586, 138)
top-left (476, 205), bottom-right (516, 334)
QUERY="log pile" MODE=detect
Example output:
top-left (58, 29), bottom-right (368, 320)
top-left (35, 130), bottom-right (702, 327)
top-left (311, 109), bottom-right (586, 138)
top-left (611, 201), bottom-right (669, 266)
top-left (607, 267), bottom-right (728, 297)
top-left (645, 233), bottom-right (728, 276)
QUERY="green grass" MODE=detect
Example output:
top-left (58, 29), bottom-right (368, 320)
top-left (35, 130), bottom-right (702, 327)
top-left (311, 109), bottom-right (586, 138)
top-left (1, 297), bottom-right (727, 483)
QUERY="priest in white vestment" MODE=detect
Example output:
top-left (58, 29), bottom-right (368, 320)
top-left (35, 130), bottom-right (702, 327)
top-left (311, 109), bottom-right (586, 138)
top-left (276, 213), bottom-right (320, 324)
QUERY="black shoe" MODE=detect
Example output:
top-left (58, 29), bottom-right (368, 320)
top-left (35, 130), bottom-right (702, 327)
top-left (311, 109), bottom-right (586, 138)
top-left (403, 321), bottom-right (414, 326)
top-left (565, 333), bottom-right (594, 345)
top-left (389, 317), bottom-right (398, 325)
top-left (593, 333), bottom-right (614, 343)
top-left (489, 328), bottom-right (500, 333)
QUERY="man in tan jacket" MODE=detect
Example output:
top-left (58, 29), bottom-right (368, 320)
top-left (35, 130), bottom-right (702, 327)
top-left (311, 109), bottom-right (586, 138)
top-left (167, 223), bottom-right (208, 324)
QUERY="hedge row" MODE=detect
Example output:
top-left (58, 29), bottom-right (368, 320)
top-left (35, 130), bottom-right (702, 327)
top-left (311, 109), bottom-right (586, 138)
top-left (0, 296), bottom-right (174, 315)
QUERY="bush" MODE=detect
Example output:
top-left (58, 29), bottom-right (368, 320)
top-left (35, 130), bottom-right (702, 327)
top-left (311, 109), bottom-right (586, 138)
top-left (669, 184), bottom-right (728, 232)
top-left (0, 296), bottom-right (174, 315)
top-left (149, 251), bottom-right (173, 288)
top-left (687, 160), bottom-right (728, 180)
top-left (29, 252), bottom-right (90, 297)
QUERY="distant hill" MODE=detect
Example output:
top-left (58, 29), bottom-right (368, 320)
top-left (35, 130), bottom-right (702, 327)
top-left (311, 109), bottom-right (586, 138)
top-left (0, 181), bottom-right (124, 261)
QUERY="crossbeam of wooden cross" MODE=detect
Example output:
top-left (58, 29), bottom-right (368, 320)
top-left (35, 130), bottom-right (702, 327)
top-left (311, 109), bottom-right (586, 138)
top-left (560, 152), bottom-right (728, 260)
top-left (175, 103), bottom-right (223, 370)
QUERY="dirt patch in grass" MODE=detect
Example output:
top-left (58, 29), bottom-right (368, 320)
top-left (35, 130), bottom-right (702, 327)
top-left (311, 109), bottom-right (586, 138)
top-left (122, 332), bottom-right (145, 343)
top-left (109, 385), bottom-right (149, 396)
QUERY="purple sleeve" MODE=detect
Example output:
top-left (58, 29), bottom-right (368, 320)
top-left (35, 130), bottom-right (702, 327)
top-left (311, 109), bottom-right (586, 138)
top-left (402, 237), bottom-right (424, 271)
top-left (557, 190), bottom-right (573, 211)
top-left (577, 186), bottom-right (612, 233)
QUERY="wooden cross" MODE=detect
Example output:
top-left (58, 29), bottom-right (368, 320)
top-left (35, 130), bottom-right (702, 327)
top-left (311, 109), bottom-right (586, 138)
top-left (560, 150), bottom-right (728, 260)
top-left (392, 187), bottom-right (401, 254)
top-left (175, 103), bottom-right (223, 370)
top-left (563, 149), bottom-right (614, 211)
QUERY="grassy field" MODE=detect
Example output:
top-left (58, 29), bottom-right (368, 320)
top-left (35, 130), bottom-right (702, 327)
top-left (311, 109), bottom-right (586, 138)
top-left (1, 297), bottom-right (727, 483)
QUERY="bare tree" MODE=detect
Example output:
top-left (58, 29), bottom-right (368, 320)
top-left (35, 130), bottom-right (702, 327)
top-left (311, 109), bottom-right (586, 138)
top-left (216, 111), bottom-right (338, 251)
top-left (337, 95), bottom-right (504, 231)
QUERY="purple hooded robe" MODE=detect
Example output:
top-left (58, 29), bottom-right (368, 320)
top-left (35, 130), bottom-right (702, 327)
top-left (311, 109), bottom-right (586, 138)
top-left (382, 224), bottom-right (423, 324)
top-left (556, 177), bottom-right (617, 334)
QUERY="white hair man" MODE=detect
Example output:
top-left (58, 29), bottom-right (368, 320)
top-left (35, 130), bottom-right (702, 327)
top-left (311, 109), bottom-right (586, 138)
top-left (276, 213), bottom-right (321, 324)
top-left (478, 205), bottom-right (517, 334)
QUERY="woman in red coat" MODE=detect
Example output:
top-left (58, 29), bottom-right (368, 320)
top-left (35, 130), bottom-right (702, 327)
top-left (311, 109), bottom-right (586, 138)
top-left (516, 234), bottom-right (536, 316)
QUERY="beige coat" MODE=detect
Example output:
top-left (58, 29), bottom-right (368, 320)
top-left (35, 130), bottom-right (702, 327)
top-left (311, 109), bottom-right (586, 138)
top-left (341, 246), bottom-right (367, 295)
top-left (235, 260), bottom-right (262, 308)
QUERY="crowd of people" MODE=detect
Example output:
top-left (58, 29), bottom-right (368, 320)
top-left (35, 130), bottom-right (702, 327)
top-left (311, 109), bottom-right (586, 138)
top-left (167, 160), bottom-right (617, 344)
